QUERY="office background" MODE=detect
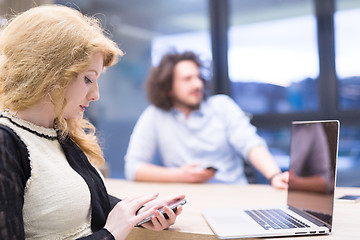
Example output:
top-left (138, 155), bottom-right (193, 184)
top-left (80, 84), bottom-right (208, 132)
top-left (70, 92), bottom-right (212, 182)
top-left (1, 0), bottom-right (359, 186)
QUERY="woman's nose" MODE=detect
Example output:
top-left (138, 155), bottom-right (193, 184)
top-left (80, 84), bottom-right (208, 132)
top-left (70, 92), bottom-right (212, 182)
top-left (89, 83), bottom-right (100, 101)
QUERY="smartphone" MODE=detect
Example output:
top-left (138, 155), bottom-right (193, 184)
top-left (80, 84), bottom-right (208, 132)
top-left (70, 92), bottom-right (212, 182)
top-left (135, 198), bottom-right (187, 227)
top-left (338, 195), bottom-right (360, 203)
top-left (205, 166), bottom-right (218, 172)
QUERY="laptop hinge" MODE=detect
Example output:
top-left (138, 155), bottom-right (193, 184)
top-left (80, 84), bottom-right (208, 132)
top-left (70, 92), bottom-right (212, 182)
top-left (288, 206), bottom-right (330, 229)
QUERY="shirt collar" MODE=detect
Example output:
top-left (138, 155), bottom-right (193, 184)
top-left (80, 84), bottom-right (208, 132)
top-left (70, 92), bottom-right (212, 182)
top-left (170, 101), bottom-right (208, 119)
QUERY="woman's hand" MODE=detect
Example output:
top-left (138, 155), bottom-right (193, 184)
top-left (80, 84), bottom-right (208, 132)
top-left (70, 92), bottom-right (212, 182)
top-left (104, 193), bottom-right (160, 240)
top-left (138, 194), bottom-right (185, 231)
top-left (104, 194), bottom-right (185, 240)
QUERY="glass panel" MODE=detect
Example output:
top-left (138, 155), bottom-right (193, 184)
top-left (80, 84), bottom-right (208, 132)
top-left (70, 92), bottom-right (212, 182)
top-left (337, 126), bottom-right (360, 187)
top-left (335, 0), bottom-right (360, 110)
top-left (56, 0), bottom-right (210, 178)
top-left (261, 128), bottom-right (290, 169)
top-left (228, 0), bottom-right (319, 114)
top-left (255, 127), bottom-right (290, 184)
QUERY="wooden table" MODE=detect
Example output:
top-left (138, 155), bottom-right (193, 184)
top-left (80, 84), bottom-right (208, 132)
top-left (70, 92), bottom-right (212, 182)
top-left (104, 178), bottom-right (360, 240)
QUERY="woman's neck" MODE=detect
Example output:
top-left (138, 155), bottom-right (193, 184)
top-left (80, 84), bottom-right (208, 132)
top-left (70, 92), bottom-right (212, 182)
top-left (15, 100), bottom-right (56, 128)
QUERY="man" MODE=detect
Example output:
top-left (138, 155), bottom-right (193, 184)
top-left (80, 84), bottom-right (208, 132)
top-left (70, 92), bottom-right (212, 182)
top-left (124, 51), bottom-right (288, 188)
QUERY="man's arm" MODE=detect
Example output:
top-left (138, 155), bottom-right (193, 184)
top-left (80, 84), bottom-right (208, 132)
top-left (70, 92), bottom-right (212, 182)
top-left (135, 163), bottom-right (215, 183)
top-left (248, 146), bottom-right (288, 189)
top-left (210, 96), bottom-right (288, 188)
top-left (125, 106), bottom-right (215, 183)
top-left (124, 107), bottom-right (159, 180)
top-left (288, 171), bottom-right (328, 193)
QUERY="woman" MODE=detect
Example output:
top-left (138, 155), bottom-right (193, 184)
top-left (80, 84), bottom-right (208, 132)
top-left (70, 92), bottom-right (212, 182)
top-left (0, 4), bottom-right (183, 240)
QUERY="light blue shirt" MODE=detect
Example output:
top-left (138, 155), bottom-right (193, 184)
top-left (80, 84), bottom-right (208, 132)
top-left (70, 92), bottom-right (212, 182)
top-left (124, 95), bottom-right (266, 183)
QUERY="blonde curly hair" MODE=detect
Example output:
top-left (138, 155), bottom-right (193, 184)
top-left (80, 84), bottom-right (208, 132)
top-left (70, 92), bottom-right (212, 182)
top-left (0, 4), bottom-right (123, 166)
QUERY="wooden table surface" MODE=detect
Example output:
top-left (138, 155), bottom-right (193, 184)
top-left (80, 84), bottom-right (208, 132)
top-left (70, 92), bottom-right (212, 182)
top-left (104, 178), bottom-right (360, 240)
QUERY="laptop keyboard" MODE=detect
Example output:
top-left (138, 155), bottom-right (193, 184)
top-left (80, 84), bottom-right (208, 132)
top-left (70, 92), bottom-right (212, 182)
top-left (245, 209), bottom-right (310, 230)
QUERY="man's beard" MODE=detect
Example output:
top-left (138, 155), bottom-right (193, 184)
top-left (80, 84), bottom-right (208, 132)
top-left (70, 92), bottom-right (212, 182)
top-left (172, 94), bottom-right (202, 110)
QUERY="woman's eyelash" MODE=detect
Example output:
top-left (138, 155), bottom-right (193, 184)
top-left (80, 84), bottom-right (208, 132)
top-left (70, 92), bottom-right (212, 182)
top-left (85, 76), bottom-right (93, 83)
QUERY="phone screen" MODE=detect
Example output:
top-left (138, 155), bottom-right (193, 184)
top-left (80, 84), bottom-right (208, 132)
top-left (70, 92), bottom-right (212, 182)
top-left (135, 198), bottom-right (187, 227)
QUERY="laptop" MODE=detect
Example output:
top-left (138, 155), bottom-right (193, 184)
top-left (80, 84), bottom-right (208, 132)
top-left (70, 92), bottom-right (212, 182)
top-left (202, 120), bottom-right (340, 239)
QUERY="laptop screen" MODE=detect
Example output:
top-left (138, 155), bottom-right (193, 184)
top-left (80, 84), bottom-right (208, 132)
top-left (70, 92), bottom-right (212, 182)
top-left (287, 120), bottom-right (339, 227)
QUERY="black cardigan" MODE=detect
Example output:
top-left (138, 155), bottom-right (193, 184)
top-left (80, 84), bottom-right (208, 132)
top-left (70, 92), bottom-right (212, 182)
top-left (0, 124), bottom-right (120, 239)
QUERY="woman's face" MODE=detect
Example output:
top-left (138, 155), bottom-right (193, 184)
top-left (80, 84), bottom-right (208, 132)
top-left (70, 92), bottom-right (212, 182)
top-left (63, 52), bottom-right (104, 119)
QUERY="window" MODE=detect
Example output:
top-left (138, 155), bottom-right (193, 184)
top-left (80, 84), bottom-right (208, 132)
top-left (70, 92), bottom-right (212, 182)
top-left (335, 0), bottom-right (360, 110)
top-left (228, 0), bottom-right (360, 187)
top-left (228, 0), bottom-right (318, 114)
top-left (0, 16), bottom-right (6, 26)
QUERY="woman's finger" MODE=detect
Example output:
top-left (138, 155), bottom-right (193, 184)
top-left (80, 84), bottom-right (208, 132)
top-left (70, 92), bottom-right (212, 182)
top-left (164, 195), bottom-right (186, 205)
top-left (154, 210), bottom-right (169, 227)
top-left (175, 205), bottom-right (183, 216)
top-left (162, 206), bottom-right (176, 225)
top-left (126, 193), bottom-right (159, 213)
top-left (149, 212), bottom-right (163, 230)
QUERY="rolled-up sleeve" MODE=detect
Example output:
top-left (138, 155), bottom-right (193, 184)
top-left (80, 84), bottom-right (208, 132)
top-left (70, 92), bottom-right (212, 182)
top-left (210, 95), bottom-right (266, 161)
top-left (124, 106), bottom-right (158, 180)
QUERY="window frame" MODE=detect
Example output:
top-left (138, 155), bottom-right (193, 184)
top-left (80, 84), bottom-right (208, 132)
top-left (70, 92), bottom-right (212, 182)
top-left (209, 0), bottom-right (360, 128)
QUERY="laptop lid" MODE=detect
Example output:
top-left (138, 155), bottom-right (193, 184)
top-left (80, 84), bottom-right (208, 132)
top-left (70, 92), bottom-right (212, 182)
top-left (287, 120), bottom-right (339, 230)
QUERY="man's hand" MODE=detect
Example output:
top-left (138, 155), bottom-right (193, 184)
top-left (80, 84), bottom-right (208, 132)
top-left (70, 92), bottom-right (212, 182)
top-left (270, 171), bottom-right (289, 189)
top-left (176, 163), bottom-right (215, 183)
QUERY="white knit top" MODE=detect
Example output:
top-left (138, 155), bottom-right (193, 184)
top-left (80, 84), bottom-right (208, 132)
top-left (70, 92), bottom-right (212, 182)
top-left (0, 113), bottom-right (92, 239)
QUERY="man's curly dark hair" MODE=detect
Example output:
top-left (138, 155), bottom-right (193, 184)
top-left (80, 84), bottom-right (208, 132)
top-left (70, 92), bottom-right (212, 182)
top-left (146, 51), bottom-right (209, 110)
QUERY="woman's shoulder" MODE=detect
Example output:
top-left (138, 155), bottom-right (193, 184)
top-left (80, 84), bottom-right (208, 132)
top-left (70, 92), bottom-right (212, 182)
top-left (0, 121), bottom-right (29, 149)
top-left (0, 123), bottom-right (29, 156)
top-left (0, 123), bottom-right (21, 144)
top-left (0, 123), bottom-right (31, 183)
